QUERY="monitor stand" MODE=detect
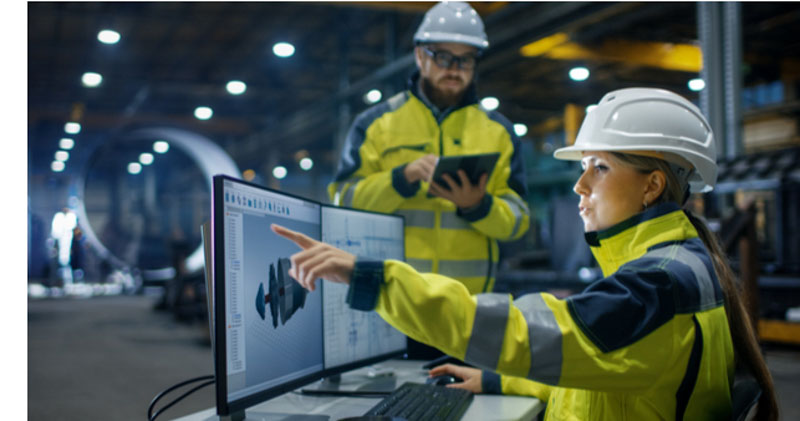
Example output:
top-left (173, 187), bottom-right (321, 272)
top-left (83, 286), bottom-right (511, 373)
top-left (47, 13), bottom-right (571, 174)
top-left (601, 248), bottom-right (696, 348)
top-left (300, 372), bottom-right (396, 395)
top-left (217, 412), bottom-right (328, 421)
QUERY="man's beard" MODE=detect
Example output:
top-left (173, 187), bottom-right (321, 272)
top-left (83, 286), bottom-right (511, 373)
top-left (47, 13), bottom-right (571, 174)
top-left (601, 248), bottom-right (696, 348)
top-left (422, 75), bottom-right (467, 109)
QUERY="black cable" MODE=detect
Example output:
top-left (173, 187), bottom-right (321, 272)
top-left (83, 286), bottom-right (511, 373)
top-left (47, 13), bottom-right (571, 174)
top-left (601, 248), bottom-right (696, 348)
top-left (148, 375), bottom-right (215, 421)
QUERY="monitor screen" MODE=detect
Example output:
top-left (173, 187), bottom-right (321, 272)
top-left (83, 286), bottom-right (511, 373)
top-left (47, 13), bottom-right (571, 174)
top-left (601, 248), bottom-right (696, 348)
top-left (212, 176), bottom-right (323, 415)
top-left (320, 205), bottom-right (407, 371)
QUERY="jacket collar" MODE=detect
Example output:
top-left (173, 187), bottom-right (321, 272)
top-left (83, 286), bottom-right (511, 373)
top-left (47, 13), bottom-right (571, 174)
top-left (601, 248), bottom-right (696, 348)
top-left (584, 202), bottom-right (699, 277)
top-left (407, 70), bottom-right (479, 119)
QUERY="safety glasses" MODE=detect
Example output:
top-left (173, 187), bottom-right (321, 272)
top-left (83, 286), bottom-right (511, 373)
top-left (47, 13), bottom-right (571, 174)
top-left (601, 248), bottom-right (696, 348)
top-left (422, 47), bottom-right (478, 70)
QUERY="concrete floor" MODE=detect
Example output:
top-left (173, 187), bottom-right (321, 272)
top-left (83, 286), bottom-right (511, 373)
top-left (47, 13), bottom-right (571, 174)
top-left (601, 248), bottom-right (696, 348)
top-left (28, 294), bottom-right (800, 420)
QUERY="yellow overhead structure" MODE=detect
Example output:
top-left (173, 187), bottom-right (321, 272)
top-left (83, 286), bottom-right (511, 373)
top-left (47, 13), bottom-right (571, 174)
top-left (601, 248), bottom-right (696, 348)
top-left (520, 32), bottom-right (703, 73)
top-left (563, 103), bottom-right (584, 146)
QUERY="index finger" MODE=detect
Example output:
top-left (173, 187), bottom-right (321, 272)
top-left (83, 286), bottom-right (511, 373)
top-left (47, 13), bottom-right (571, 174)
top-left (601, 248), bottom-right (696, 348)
top-left (271, 224), bottom-right (317, 249)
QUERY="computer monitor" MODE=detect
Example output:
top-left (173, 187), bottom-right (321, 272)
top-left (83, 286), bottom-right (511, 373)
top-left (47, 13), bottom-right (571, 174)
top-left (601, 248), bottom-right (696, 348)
top-left (212, 175), bottom-right (324, 417)
top-left (320, 205), bottom-right (407, 373)
top-left (211, 176), bottom-right (409, 417)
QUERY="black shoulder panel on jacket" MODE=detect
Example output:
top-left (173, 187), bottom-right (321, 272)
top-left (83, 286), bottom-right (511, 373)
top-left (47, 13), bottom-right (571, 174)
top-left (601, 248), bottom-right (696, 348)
top-left (333, 93), bottom-right (409, 182)
top-left (567, 240), bottom-right (724, 353)
top-left (567, 266), bottom-right (675, 353)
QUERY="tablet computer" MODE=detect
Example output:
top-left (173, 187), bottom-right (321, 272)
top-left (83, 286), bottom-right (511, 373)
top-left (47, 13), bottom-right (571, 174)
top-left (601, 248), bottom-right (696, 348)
top-left (430, 152), bottom-right (500, 189)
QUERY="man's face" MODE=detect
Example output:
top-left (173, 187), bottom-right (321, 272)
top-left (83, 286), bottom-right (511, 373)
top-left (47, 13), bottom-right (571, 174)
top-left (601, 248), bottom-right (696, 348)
top-left (415, 42), bottom-right (478, 106)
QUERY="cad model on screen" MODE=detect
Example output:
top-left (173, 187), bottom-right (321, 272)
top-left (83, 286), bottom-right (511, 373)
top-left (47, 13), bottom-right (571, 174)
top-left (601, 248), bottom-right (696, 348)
top-left (255, 257), bottom-right (308, 328)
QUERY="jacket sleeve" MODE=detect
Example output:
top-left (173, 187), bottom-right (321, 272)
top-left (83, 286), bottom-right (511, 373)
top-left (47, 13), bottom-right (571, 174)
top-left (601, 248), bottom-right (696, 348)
top-left (482, 370), bottom-right (553, 400)
top-left (458, 114), bottom-right (530, 241)
top-left (327, 107), bottom-right (419, 213)
top-left (355, 260), bottom-right (680, 393)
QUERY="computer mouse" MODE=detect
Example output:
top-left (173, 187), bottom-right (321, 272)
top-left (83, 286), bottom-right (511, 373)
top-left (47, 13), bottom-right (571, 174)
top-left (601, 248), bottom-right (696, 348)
top-left (426, 374), bottom-right (462, 386)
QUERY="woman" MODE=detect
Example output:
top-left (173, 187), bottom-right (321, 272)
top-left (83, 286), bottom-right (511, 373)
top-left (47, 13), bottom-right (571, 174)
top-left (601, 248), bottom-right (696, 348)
top-left (272, 88), bottom-right (777, 420)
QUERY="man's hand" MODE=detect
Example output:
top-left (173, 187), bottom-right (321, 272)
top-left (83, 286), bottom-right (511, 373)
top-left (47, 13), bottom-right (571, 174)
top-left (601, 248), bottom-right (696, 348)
top-left (428, 170), bottom-right (488, 210)
top-left (270, 224), bottom-right (355, 292)
top-left (428, 363), bottom-right (484, 393)
top-left (404, 154), bottom-right (438, 184)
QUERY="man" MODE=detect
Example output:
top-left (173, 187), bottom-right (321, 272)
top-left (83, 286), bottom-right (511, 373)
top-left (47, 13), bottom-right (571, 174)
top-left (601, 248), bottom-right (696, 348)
top-left (328, 1), bottom-right (529, 296)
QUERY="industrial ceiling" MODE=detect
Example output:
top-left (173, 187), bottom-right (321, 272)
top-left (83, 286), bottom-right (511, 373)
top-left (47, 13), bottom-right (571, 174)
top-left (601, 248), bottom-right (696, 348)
top-left (28, 2), bottom-right (800, 181)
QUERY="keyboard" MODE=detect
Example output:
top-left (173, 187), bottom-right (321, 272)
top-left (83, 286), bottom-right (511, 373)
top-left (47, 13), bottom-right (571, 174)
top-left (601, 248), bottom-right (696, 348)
top-left (364, 382), bottom-right (473, 421)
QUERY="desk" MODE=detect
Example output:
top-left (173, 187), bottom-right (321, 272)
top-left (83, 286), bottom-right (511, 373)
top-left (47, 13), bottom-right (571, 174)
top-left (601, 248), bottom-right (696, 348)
top-left (174, 359), bottom-right (543, 421)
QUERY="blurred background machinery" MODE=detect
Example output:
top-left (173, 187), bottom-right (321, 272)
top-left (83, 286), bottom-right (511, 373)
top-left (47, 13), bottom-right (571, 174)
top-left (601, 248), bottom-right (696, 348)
top-left (27, 1), bottom-right (800, 339)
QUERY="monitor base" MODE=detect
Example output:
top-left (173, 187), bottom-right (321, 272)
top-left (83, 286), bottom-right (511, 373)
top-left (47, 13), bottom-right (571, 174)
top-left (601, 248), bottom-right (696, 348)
top-left (217, 412), bottom-right (329, 421)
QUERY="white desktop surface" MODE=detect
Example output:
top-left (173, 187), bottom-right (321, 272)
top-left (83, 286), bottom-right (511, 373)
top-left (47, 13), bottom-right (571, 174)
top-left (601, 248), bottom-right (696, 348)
top-left (173, 359), bottom-right (543, 421)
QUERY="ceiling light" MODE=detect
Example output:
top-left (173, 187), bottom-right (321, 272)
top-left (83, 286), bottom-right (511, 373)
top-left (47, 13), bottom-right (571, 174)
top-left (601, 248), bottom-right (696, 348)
top-left (139, 153), bottom-right (154, 165)
top-left (273, 42), bottom-right (295, 58)
top-left (569, 66), bottom-right (590, 82)
top-left (97, 29), bottom-right (121, 45)
top-left (480, 96), bottom-right (499, 111)
top-left (55, 151), bottom-right (69, 162)
top-left (243, 169), bottom-right (256, 181)
top-left (51, 161), bottom-right (65, 172)
top-left (272, 166), bottom-right (288, 179)
top-left (226, 80), bottom-right (247, 95)
top-left (513, 123), bottom-right (528, 137)
top-left (153, 140), bottom-right (169, 154)
top-left (64, 122), bottom-right (81, 134)
top-left (194, 106), bottom-right (213, 120)
top-left (59, 138), bottom-right (74, 150)
top-left (81, 72), bottom-right (103, 87)
top-left (299, 157), bottom-right (314, 171)
top-left (688, 78), bottom-right (706, 92)
top-left (364, 89), bottom-right (382, 104)
top-left (128, 162), bottom-right (142, 175)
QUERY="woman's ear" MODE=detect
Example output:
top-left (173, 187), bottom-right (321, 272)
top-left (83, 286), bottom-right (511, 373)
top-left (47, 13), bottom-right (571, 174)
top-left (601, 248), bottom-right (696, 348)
top-left (644, 170), bottom-right (666, 206)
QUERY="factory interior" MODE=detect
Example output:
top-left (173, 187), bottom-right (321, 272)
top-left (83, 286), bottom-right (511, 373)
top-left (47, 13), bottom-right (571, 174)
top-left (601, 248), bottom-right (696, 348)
top-left (24, 2), bottom-right (800, 420)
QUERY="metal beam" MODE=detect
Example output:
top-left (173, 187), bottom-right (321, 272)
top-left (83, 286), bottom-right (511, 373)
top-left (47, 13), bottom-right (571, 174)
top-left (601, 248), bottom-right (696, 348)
top-left (519, 35), bottom-right (702, 73)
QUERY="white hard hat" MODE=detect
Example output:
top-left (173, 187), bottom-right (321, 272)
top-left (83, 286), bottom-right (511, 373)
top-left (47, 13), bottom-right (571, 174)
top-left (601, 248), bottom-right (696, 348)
top-left (554, 88), bottom-right (718, 193)
top-left (414, 1), bottom-right (489, 50)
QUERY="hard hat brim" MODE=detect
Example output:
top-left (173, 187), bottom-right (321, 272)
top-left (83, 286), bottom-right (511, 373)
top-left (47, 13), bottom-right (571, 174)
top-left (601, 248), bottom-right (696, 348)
top-left (415, 32), bottom-right (489, 49)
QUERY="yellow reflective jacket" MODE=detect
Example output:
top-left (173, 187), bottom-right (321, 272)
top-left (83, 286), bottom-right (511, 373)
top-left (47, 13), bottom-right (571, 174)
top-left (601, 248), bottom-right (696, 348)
top-left (329, 72), bottom-right (530, 293)
top-left (347, 203), bottom-right (735, 420)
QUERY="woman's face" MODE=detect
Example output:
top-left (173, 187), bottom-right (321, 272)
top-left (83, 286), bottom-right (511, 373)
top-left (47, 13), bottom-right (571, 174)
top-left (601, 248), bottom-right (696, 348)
top-left (573, 151), bottom-right (650, 232)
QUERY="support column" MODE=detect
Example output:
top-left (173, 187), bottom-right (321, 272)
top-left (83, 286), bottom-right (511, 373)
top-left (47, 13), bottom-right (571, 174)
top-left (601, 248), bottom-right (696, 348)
top-left (698, 2), bottom-right (743, 160)
top-left (723, 2), bottom-right (743, 159)
top-left (335, 15), bottom-right (352, 170)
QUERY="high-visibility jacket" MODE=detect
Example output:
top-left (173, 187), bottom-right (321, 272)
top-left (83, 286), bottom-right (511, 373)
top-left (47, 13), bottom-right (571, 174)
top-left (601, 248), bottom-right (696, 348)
top-left (329, 71), bottom-right (529, 294)
top-left (347, 202), bottom-right (735, 420)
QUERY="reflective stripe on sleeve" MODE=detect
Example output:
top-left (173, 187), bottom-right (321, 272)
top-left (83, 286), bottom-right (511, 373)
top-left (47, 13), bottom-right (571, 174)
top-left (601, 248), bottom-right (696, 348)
top-left (406, 258), bottom-right (433, 273)
top-left (499, 194), bottom-right (528, 239)
top-left (645, 246), bottom-right (718, 311)
top-left (334, 178), bottom-right (362, 207)
top-left (440, 212), bottom-right (471, 230)
top-left (465, 293), bottom-right (510, 369)
top-left (514, 294), bottom-right (563, 385)
top-left (396, 209), bottom-right (435, 229)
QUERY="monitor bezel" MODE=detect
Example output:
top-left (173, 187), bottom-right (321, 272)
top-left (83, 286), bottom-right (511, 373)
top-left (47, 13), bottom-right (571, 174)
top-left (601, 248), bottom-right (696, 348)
top-left (212, 174), bottom-right (326, 416)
